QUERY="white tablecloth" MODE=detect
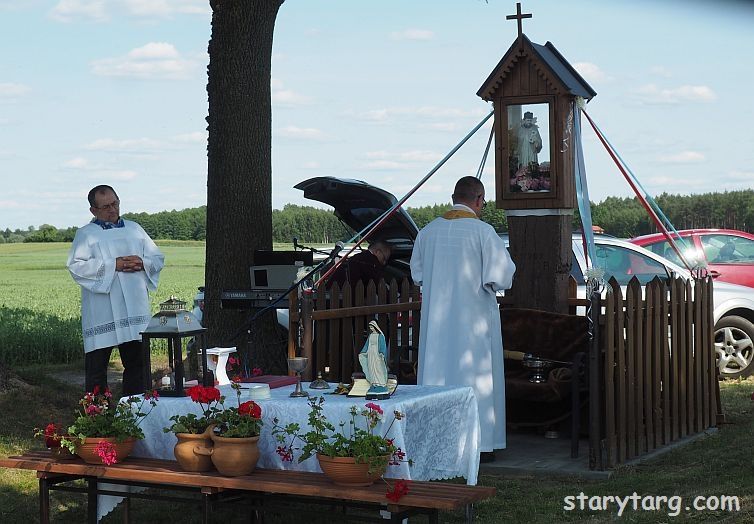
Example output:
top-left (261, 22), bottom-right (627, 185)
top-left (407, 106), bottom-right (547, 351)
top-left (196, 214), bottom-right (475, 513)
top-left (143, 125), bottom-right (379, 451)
top-left (134, 383), bottom-right (481, 485)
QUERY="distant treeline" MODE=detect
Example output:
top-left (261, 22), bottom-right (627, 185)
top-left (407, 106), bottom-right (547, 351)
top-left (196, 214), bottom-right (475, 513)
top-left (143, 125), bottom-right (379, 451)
top-left (2, 190), bottom-right (753, 244)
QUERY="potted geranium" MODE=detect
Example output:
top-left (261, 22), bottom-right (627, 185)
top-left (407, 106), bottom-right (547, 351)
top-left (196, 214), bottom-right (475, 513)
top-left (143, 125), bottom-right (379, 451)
top-left (272, 396), bottom-right (412, 496)
top-left (163, 385), bottom-right (223, 472)
top-left (61, 386), bottom-right (159, 465)
top-left (33, 422), bottom-right (75, 460)
top-left (194, 383), bottom-right (263, 476)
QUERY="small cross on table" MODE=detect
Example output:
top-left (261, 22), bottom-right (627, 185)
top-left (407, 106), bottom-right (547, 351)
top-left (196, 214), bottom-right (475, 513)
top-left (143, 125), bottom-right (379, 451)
top-left (506, 2), bottom-right (533, 38)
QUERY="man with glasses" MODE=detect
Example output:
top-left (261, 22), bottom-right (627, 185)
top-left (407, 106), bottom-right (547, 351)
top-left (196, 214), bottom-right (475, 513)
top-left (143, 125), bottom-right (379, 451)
top-left (410, 176), bottom-right (516, 464)
top-left (67, 185), bottom-right (164, 394)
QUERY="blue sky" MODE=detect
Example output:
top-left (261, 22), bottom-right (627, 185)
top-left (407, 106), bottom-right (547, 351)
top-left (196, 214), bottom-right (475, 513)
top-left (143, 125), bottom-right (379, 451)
top-left (1, 0), bottom-right (753, 230)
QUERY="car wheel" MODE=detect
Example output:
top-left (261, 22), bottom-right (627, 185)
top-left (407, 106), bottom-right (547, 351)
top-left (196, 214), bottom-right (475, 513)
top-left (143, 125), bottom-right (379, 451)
top-left (714, 315), bottom-right (754, 379)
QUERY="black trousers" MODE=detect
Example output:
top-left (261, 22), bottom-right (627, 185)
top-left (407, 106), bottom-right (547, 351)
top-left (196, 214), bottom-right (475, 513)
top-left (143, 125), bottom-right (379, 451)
top-left (85, 339), bottom-right (145, 395)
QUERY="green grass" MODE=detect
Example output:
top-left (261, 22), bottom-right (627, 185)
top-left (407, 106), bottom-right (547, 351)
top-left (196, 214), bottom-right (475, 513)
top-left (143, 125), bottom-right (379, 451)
top-left (3, 242), bottom-right (754, 522)
top-left (0, 242), bottom-right (205, 367)
top-left (1, 369), bottom-right (753, 522)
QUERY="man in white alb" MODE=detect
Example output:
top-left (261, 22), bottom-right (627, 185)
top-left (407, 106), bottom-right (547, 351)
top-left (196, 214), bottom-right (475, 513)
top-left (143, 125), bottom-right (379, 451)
top-left (67, 185), bottom-right (164, 394)
top-left (410, 176), bottom-right (516, 462)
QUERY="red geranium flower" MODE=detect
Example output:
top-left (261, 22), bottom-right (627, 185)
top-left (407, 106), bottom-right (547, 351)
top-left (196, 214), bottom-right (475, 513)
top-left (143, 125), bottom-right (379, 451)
top-left (95, 440), bottom-right (118, 466)
top-left (385, 479), bottom-right (410, 502)
top-left (238, 400), bottom-right (262, 419)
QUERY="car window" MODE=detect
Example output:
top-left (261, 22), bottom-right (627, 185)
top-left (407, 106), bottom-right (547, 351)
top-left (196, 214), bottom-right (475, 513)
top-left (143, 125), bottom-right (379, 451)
top-left (594, 245), bottom-right (670, 285)
top-left (642, 238), bottom-right (703, 267)
top-left (701, 234), bottom-right (754, 264)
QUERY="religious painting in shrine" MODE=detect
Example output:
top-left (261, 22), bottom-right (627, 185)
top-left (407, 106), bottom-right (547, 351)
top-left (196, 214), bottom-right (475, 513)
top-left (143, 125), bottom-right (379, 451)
top-left (506, 102), bottom-right (551, 194)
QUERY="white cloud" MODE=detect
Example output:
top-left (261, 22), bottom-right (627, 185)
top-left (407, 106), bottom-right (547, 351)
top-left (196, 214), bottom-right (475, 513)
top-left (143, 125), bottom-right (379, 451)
top-left (272, 89), bottom-right (313, 106)
top-left (270, 78), bottom-right (312, 107)
top-left (419, 122), bottom-right (458, 132)
top-left (366, 150), bottom-right (440, 163)
top-left (49, 0), bottom-right (107, 22)
top-left (361, 149), bottom-right (441, 170)
top-left (128, 42), bottom-right (179, 59)
top-left (633, 83), bottom-right (717, 104)
top-left (573, 62), bottom-right (609, 83)
top-left (0, 199), bottom-right (23, 209)
top-left (91, 42), bottom-right (200, 80)
top-left (109, 170), bottom-right (138, 180)
top-left (649, 66), bottom-right (673, 78)
top-left (351, 106), bottom-right (486, 124)
top-left (724, 170), bottom-right (754, 184)
top-left (362, 160), bottom-right (412, 170)
top-left (389, 29), bottom-right (434, 41)
top-left (50, 0), bottom-right (207, 22)
top-left (277, 126), bottom-right (326, 140)
top-left (657, 151), bottom-right (705, 164)
top-left (122, 0), bottom-right (209, 16)
top-left (63, 157), bottom-right (90, 169)
top-left (85, 137), bottom-right (163, 152)
top-left (0, 82), bottom-right (31, 97)
top-left (301, 161), bottom-right (320, 169)
top-left (173, 131), bottom-right (207, 143)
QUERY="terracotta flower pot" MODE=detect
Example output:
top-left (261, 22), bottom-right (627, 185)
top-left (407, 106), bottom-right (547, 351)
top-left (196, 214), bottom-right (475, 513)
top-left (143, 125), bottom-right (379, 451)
top-left (316, 454), bottom-right (389, 487)
top-left (75, 437), bottom-right (136, 465)
top-left (174, 426), bottom-right (214, 472)
top-left (195, 433), bottom-right (259, 476)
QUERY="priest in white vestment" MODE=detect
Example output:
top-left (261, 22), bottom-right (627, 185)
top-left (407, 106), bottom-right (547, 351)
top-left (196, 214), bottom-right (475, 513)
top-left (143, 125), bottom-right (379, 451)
top-left (67, 185), bottom-right (164, 394)
top-left (410, 176), bottom-right (515, 459)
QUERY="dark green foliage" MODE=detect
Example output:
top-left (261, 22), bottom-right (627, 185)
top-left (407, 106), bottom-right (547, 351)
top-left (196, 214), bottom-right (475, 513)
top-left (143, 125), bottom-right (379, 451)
top-left (4, 190), bottom-right (754, 242)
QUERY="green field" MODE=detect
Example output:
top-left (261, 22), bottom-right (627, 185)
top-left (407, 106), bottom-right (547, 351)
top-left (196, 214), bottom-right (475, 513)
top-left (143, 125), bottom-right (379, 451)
top-left (0, 241), bottom-right (206, 367)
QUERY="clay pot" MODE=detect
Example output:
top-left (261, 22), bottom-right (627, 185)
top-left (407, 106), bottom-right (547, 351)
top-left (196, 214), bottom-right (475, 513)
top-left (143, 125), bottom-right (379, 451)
top-left (174, 426), bottom-right (214, 472)
top-left (195, 433), bottom-right (259, 476)
top-left (316, 454), bottom-right (389, 487)
top-left (75, 437), bottom-right (136, 465)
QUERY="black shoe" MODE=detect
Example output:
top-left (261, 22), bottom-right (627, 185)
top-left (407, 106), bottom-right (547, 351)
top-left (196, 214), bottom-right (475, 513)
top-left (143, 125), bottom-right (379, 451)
top-left (480, 452), bottom-right (496, 463)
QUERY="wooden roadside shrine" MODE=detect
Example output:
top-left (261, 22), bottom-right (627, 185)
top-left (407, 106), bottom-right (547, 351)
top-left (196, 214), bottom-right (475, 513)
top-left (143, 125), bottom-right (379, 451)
top-left (477, 2), bottom-right (596, 313)
top-left (290, 2), bottom-right (720, 471)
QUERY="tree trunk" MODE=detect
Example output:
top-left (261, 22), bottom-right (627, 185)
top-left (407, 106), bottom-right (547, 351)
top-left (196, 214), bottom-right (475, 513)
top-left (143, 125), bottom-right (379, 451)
top-left (205, 0), bottom-right (286, 375)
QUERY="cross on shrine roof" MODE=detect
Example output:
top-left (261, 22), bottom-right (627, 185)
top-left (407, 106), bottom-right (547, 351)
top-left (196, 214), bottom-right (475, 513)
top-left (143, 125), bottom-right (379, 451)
top-left (506, 2), bottom-right (532, 38)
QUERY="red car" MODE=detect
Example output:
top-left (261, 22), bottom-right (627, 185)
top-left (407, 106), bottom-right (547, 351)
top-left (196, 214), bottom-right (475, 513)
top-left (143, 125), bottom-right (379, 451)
top-left (630, 229), bottom-right (754, 288)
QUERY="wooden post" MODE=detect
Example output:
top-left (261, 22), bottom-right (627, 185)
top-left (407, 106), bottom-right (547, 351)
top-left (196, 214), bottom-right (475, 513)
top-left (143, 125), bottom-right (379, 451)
top-left (588, 290), bottom-right (602, 470)
top-left (506, 214), bottom-right (572, 312)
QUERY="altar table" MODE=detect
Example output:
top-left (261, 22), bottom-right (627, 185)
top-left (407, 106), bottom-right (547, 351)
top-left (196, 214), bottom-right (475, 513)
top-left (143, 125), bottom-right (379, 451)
top-left (134, 383), bottom-right (481, 485)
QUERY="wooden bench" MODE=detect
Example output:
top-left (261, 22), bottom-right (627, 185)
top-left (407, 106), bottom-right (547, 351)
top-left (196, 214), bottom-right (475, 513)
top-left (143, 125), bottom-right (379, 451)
top-left (0, 451), bottom-right (495, 523)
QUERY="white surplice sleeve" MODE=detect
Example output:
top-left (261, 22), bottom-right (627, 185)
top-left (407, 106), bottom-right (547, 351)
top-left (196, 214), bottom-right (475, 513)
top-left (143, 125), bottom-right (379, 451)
top-left (67, 229), bottom-right (117, 294)
top-left (410, 233), bottom-right (423, 286)
top-left (134, 223), bottom-right (164, 291)
top-left (481, 227), bottom-right (516, 292)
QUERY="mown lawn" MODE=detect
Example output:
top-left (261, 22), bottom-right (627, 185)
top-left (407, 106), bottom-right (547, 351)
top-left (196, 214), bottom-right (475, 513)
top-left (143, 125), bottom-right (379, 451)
top-left (1, 367), bottom-right (753, 523)
top-left (2, 242), bottom-right (754, 522)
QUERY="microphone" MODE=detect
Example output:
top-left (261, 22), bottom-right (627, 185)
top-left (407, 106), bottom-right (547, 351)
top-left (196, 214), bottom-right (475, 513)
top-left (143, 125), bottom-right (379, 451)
top-left (293, 237), bottom-right (298, 250)
top-left (329, 241), bottom-right (345, 260)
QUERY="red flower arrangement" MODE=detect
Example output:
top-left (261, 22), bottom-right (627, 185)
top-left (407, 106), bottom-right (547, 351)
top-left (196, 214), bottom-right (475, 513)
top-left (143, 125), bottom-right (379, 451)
top-left (211, 383), bottom-right (263, 438)
top-left (164, 385), bottom-right (224, 435)
top-left (40, 423), bottom-right (64, 448)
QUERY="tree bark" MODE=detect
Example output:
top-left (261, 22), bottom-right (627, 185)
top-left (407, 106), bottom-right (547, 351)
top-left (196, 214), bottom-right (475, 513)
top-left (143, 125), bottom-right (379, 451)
top-left (205, 0), bottom-right (286, 374)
